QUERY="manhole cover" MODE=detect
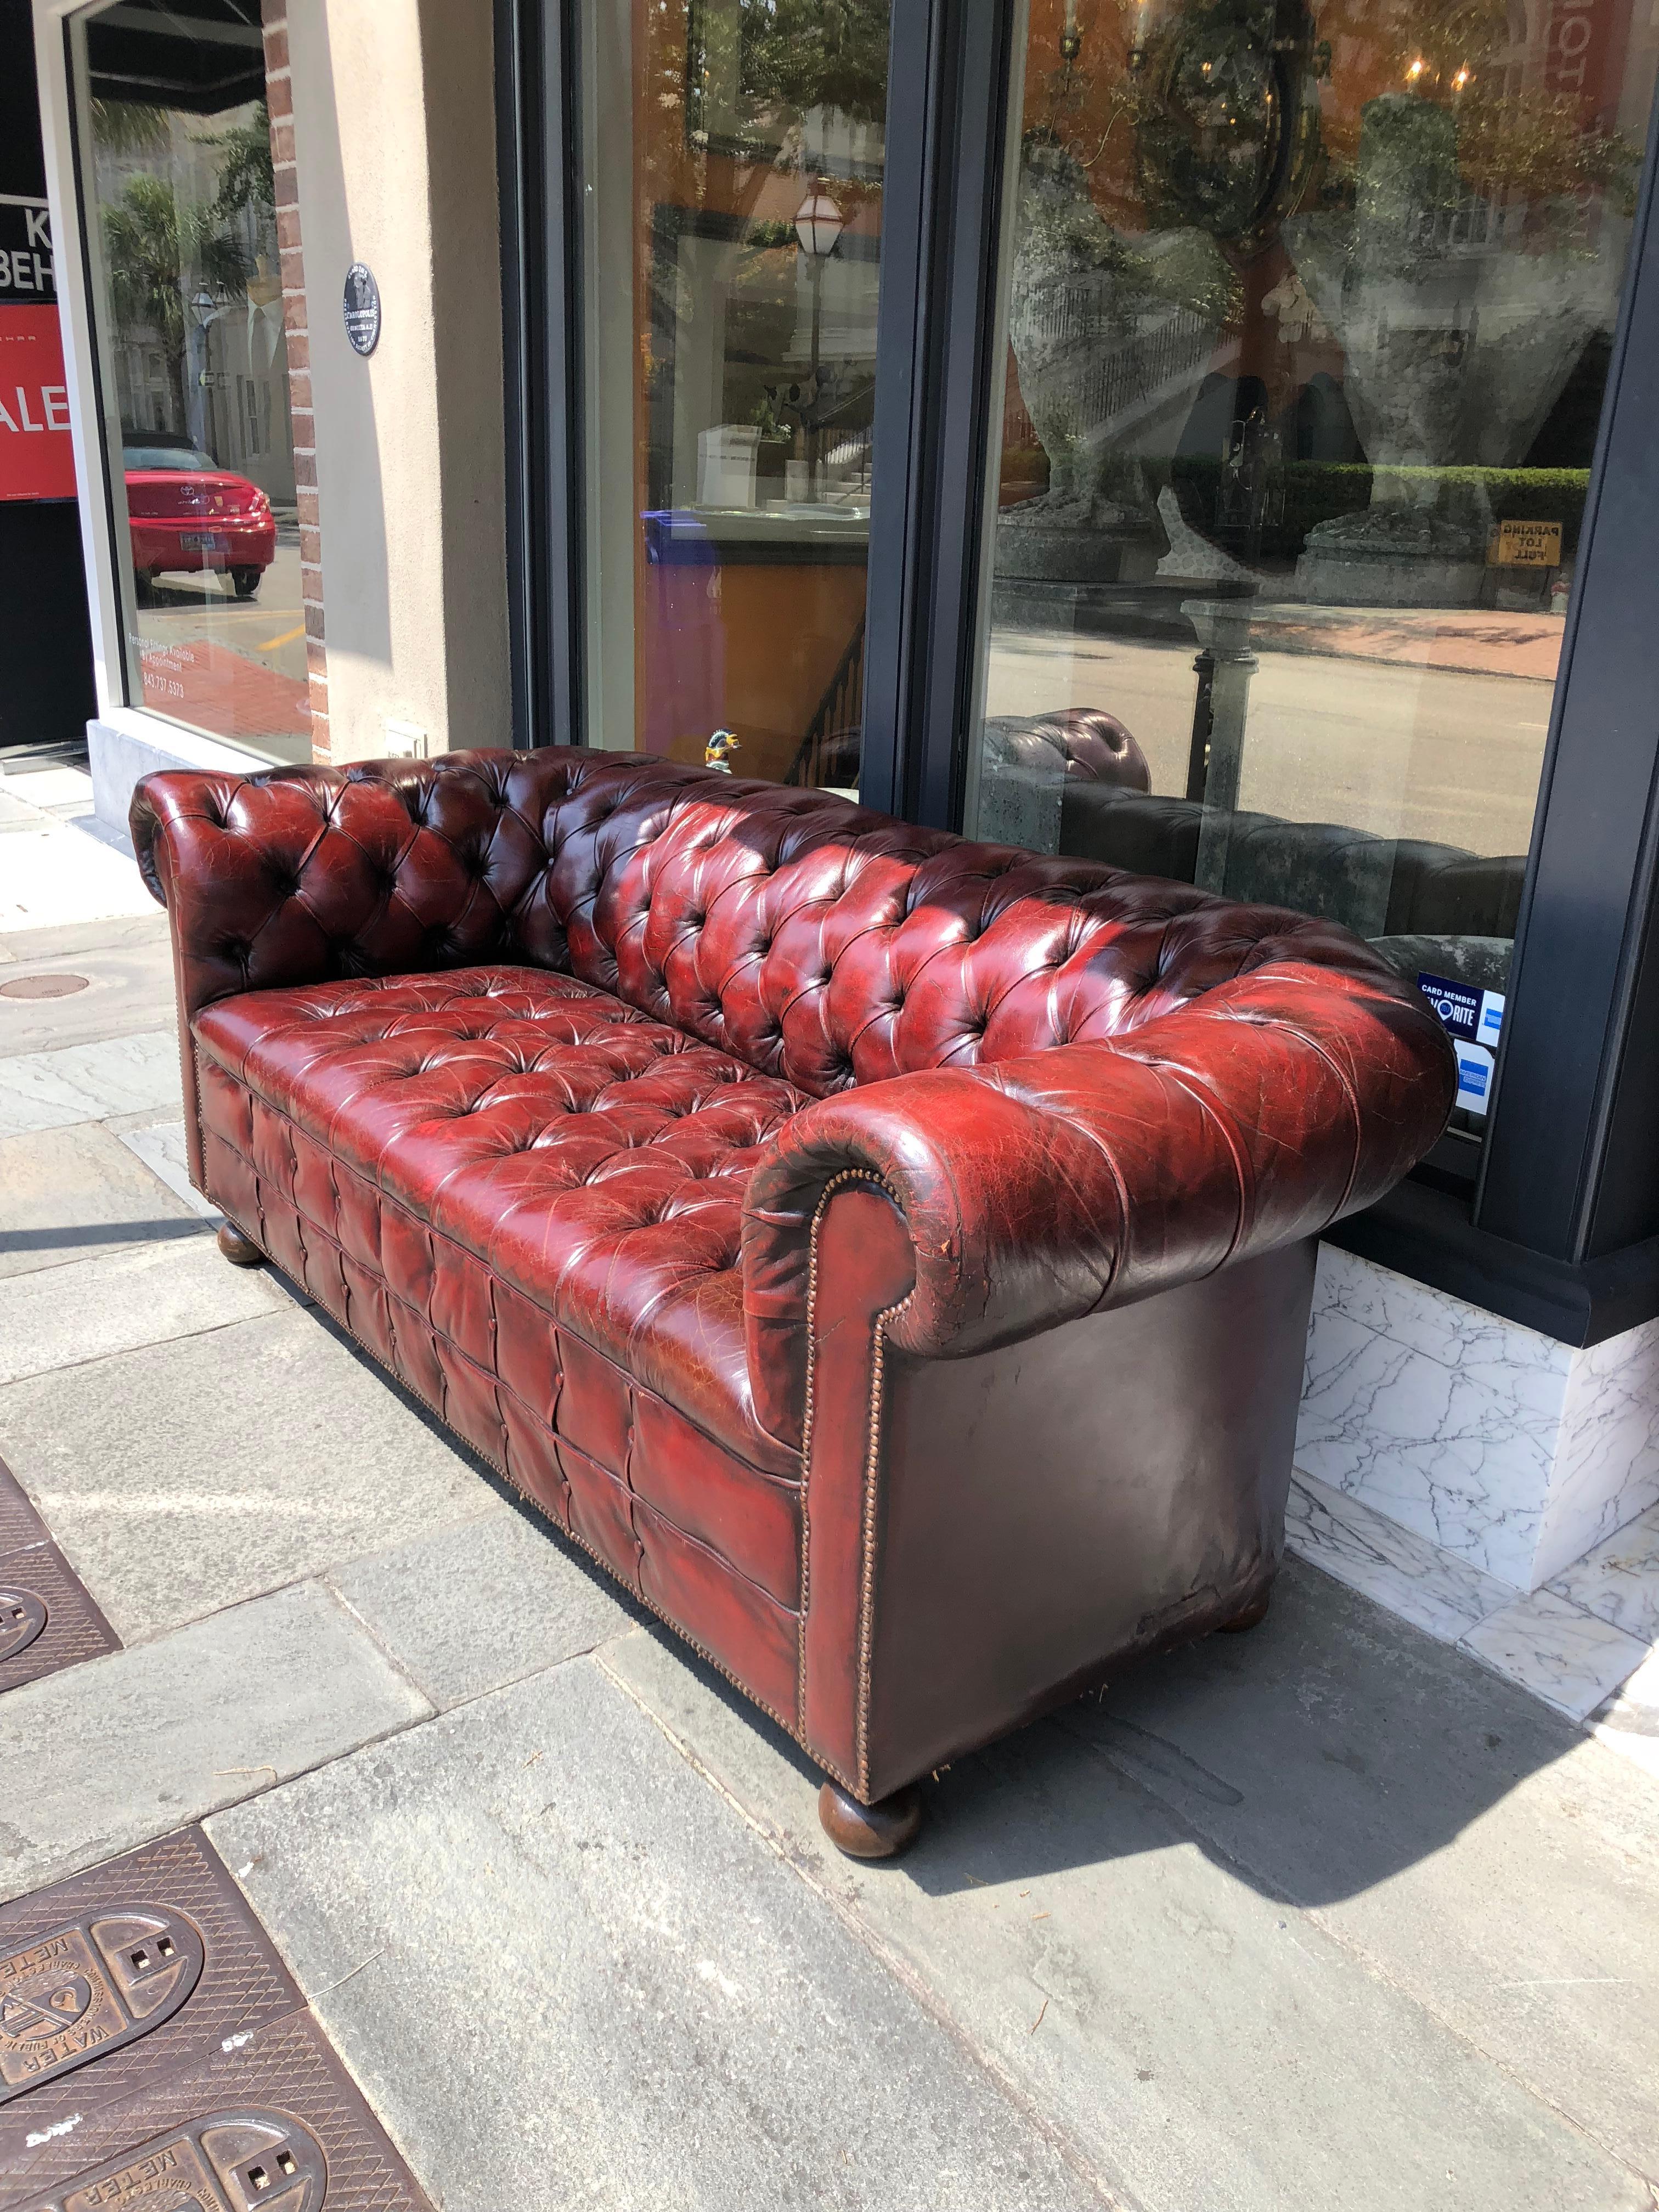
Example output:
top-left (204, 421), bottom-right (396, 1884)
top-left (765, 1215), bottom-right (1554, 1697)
top-left (0, 1905), bottom-right (205, 2100)
top-left (0, 1590), bottom-right (46, 1664)
top-left (12, 2108), bottom-right (326, 2211)
top-left (0, 974), bottom-right (91, 1001)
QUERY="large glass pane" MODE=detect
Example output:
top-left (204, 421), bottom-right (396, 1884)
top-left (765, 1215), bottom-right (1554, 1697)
top-left (580, 0), bottom-right (891, 789)
top-left (969, 0), bottom-right (1658, 1155)
top-left (76, 0), bottom-right (308, 763)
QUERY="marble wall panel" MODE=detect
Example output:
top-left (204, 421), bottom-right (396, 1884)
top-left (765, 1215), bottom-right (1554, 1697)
top-left (1297, 1246), bottom-right (1570, 1588)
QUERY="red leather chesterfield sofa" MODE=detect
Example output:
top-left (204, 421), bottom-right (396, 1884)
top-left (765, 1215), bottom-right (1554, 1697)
top-left (132, 749), bottom-right (1454, 1857)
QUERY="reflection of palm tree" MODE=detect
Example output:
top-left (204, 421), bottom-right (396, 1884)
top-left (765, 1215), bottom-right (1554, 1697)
top-left (102, 173), bottom-right (252, 416)
top-left (89, 99), bottom-right (168, 156)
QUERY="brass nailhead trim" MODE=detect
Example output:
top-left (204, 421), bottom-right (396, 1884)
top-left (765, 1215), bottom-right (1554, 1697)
top-left (795, 1168), bottom-right (915, 1801)
top-left (213, 1166), bottom-right (854, 1791)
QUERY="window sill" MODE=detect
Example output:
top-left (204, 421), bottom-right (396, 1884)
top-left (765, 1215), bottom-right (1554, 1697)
top-left (1325, 1178), bottom-right (1659, 1350)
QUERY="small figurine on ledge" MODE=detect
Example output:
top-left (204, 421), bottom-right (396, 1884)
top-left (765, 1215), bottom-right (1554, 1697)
top-left (704, 729), bottom-right (742, 773)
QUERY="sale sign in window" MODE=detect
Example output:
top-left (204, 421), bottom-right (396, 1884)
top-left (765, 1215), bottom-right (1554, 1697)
top-left (0, 201), bottom-right (75, 503)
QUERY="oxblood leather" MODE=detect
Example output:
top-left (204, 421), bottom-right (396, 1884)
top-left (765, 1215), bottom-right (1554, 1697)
top-left (984, 704), bottom-right (1151, 790)
top-left (133, 748), bottom-right (1455, 1805)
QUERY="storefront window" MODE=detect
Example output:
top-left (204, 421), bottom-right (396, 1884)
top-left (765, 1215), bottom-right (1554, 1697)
top-left (579, 0), bottom-right (890, 788)
top-left (969, 0), bottom-right (1657, 1153)
top-left (74, 0), bottom-right (307, 763)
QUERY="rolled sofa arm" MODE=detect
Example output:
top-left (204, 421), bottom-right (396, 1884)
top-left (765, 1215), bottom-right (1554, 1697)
top-left (131, 752), bottom-right (585, 1022)
top-left (742, 957), bottom-right (1455, 1438)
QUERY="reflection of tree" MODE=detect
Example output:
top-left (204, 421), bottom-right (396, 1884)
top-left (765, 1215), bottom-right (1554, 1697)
top-left (209, 102), bottom-right (276, 223)
top-left (1019, 129), bottom-right (1238, 323)
top-left (735, 0), bottom-right (889, 123)
top-left (89, 99), bottom-right (169, 156)
top-left (644, 0), bottom-right (892, 470)
top-left (102, 173), bottom-right (252, 408)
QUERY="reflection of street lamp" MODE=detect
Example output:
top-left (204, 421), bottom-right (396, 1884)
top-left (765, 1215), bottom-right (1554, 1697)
top-left (794, 181), bottom-right (842, 501)
top-left (187, 287), bottom-right (222, 455)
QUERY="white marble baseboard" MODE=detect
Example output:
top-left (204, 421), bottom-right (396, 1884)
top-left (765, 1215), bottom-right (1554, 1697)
top-left (1288, 1470), bottom-right (1659, 1762)
top-left (1296, 1246), bottom-right (1659, 1593)
top-left (1284, 1472), bottom-right (1512, 1643)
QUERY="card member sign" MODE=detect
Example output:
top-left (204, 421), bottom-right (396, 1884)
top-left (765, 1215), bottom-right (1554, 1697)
top-left (1418, 971), bottom-right (1504, 1116)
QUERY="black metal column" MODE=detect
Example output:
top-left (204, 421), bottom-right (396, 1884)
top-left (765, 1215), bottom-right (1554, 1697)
top-left (856, 0), bottom-right (1018, 826)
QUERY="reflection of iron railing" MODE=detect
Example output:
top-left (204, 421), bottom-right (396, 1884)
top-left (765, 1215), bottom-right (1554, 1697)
top-left (786, 613), bottom-right (865, 788)
top-left (1067, 306), bottom-right (1216, 439)
top-left (1003, 373), bottom-right (1039, 452)
top-left (1019, 294), bottom-right (1215, 441)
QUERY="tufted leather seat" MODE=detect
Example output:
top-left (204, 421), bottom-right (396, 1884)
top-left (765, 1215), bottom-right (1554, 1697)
top-left (134, 747), bottom-right (1455, 1842)
top-left (194, 964), bottom-right (805, 1463)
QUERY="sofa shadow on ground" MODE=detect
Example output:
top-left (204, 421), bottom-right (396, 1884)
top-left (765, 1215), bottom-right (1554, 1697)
top-left (618, 1542), bottom-right (1596, 1914)
top-left (291, 1294), bottom-right (1594, 1922)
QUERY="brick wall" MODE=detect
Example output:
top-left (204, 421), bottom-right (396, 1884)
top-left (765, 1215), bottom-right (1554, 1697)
top-left (262, 0), bottom-right (329, 765)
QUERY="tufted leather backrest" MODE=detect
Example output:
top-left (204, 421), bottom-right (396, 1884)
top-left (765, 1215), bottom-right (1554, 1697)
top-left (132, 746), bottom-right (1417, 1100)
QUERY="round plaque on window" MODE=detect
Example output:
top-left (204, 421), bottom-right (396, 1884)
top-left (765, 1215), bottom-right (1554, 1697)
top-left (343, 262), bottom-right (381, 356)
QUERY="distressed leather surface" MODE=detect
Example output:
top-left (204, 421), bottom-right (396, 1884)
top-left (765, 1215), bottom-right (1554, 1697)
top-left (193, 964), bottom-right (804, 1475)
top-left (741, 952), bottom-right (1449, 1436)
top-left (135, 748), bottom-right (1457, 1799)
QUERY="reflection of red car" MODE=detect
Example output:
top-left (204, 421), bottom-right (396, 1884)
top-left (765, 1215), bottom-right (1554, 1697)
top-left (123, 437), bottom-right (276, 600)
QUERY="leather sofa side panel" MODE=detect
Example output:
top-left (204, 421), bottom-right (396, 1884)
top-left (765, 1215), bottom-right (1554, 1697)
top-left (860, 1239), bottom-right (1317, 1801)
top-left (798, 1183), bottom-right (916, 1792)
top-left (149, 836), bottom-right (210, 1192)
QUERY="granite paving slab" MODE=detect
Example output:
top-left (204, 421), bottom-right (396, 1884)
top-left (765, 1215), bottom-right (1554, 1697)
top-left (0, 933), bottom-right (178, 1056)
top-left (0, 818), bottom-right (155, 935)
top-left (4, 768), bottom-right (94, 813)
top-left (1069, 1563), bottom-right (1659, 2186)
top-left (0, 913), bottom-right (170, 965)
top-left (115, 1118), bottom-right (218, 1220)
top-left (599, 1596), bottom-right (1655, 2212)
top-left (0, 1120), bottom-right (201, 1279)
top-left (0, 1581), bottom-right (432, 1900)
top-left (206, 1658), bottom-right (1106, 2212)
top-left (0, 1237), bottom-right (283, 1391)
top-left (0, 1031), bottom-right (180, 1138)
top-left (0, 1307), bottom-right (501, 1641)
top-left (328, 1499), bottom-right (641, 1708)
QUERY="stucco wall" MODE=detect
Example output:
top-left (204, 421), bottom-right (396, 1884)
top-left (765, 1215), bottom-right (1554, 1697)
top-left (285, 0), bottom-right (508, 762)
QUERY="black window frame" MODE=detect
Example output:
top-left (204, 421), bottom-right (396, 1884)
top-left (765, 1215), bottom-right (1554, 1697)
top-left (496, 0), bottom-right (1659, 1351)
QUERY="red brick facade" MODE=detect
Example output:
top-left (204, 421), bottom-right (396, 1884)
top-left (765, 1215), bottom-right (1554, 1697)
top-left (262, 0), bottom-right (328, 764)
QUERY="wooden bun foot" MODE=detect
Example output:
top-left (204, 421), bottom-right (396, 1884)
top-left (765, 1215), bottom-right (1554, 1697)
top-left (817, 1780), bottom-right (923, 1860)
top-left (216, 1221), bottom-right (265, 1268)
top-left (1218, 1589), bottom-right (1272, 1634)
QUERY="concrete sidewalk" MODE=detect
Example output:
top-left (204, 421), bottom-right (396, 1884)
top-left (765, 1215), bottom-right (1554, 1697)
top-left (2, 791), bottom-right (1657, 2210)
